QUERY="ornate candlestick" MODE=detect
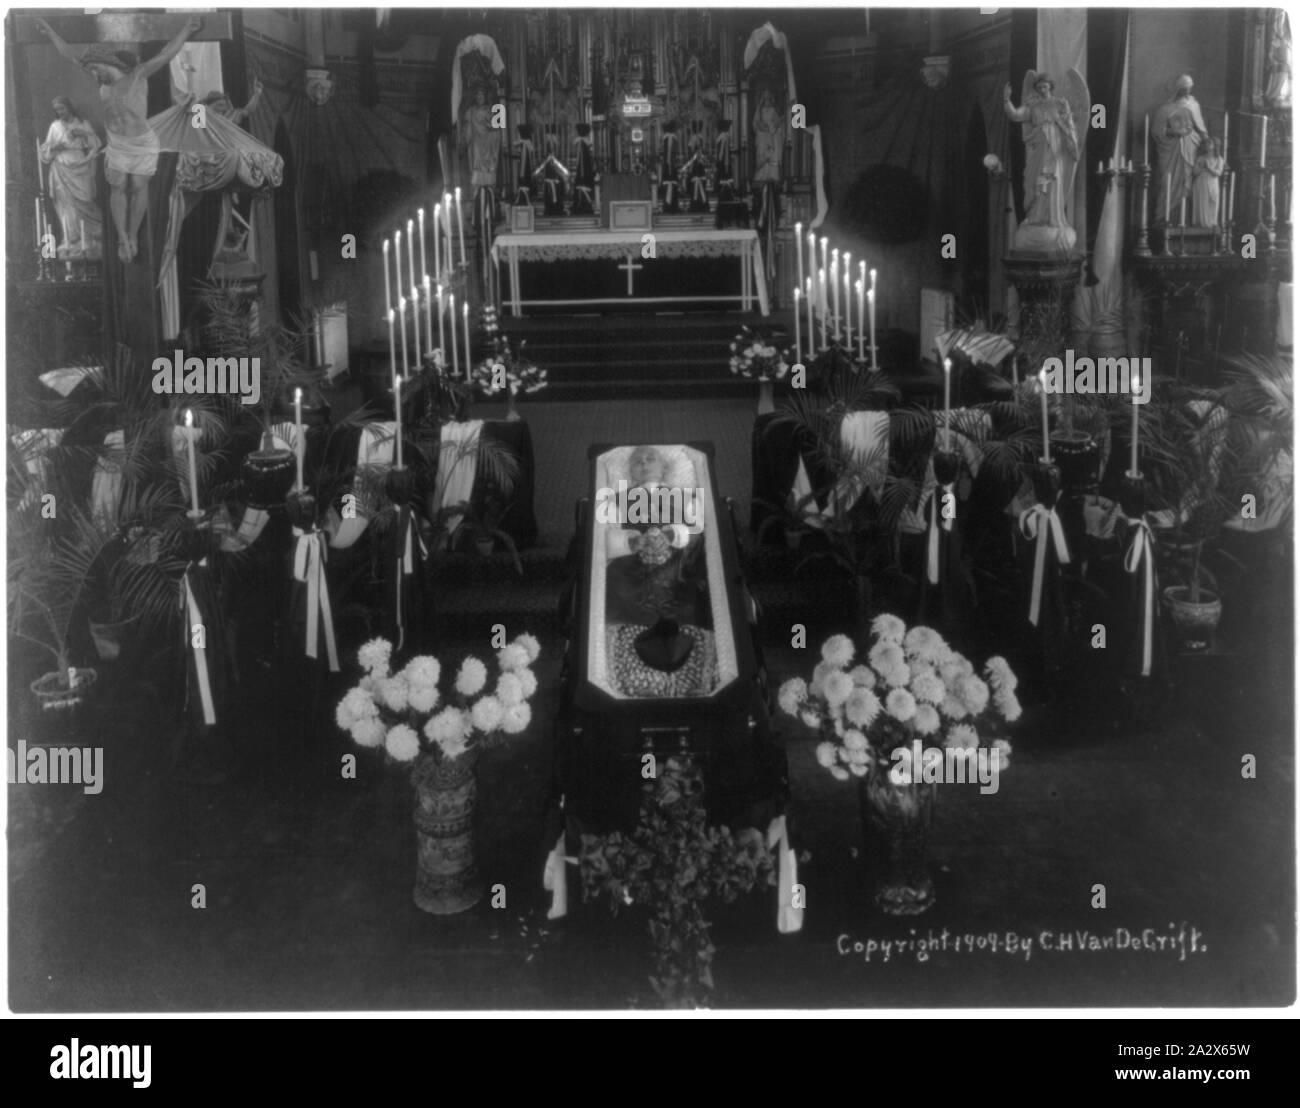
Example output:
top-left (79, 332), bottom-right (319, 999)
top-left (1134, 163), bottom-right (1152, 257)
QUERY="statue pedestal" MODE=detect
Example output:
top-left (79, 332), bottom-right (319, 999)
top-left (1004, 252), bottom-right (1085, 356)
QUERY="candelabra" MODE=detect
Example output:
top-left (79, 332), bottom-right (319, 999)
top-left (1133, 164), bottom-right (1153, 257)
top-left (1094, 159), bottom-right (1135, 195)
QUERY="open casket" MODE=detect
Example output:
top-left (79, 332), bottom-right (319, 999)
top-left (556, 442), bottom-right (788, 836)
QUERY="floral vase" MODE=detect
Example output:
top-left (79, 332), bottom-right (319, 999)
top-left (412, 749), bottom-right (483, 914)
top-left (858, 775), bottom-right (937, 916)
top-left (756, 376), bottom-right (775, 415)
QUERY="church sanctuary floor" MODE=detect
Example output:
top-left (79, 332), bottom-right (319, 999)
top-left (8, 612), bottom-right (1294, 1012)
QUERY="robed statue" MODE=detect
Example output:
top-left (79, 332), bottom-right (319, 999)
top-left (1151, 74), bottom-right (1208, 226)
top-left (1003, 69), bottom-right (1088, 253)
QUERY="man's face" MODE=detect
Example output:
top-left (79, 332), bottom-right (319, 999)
top-left (86, 63), bottom-right (122, 86)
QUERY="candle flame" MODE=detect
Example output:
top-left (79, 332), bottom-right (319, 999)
top-left (943, 358), bottom-right (951, 372)
top-left (807, 232), bottom-right (815, 246)
top-left (383, 240), bottom-right (389, 252)
top-left (407, 219), bottom-right (414, 231)
top-left (855, 279), bottom-right (862, 291)
top-left (184, 409), bottom-right (193, 427)
top-left (867, 289), bottom-right (875, 302)
top-left (294, 387), bottom-right (302, 402)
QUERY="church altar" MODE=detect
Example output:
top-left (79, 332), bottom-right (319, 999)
top-left (491, 228), bottom-right (770, 317)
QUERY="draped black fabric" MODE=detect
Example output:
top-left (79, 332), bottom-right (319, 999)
top-left (1085, 9), bottom-right (1131, 283)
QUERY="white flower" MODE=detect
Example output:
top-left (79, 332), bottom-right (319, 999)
top-left (823, 670), bottom-right (855, 709)
top-left (958, 675), bottom-right (990, 715)
top-left (848, 664), bottom-right (876, 690)
top-left (985, 656), bottom-right (1017, 691)
top-left (384, 723), bottom-right (421, 762)
top-left (335, 698), bottom-right (356, 730)
top-left (809, 660), bottom-right (838, 698)
top-left (408, 684), bottom-right (440, 714)
top-left (471, 695), bottom-right (505, 733)
top-left (496, 671), bottom-right (525, 707)
top-left (402, 656), bottom-right (441, 691)
top-left (820, 634), bottom-right (855, 668)
top-left (377, 676), bottom-right (409, 712)
top-left (914, 703), bottom-right (941, 735)
top-left (849, 762), bottom-right (870, 777)
top-left (903, 625), bottom-right (946, 660)
top-left (497, 643), bottom-right (531, 673)
top-left (424, 707), bottom-right (471, 746)
top-left (992, 738), bottom-right (1013, 772)
top-left (358, 638), bottom-right (393, 677)
top-left (995, 687), bottom-right (1023, 722)
top-left (455, 656), bottom-right (488, 697)
top-left (885, 665), bottom-right (911, 688)
top-left (868, 640), bottom-right (905, 675)
top-left (885, 688), bottom-right (918, 722)
top-left (844, 688), bottom-right (881, 729)
top-left (516, 667), bottom-right (538, 698)
top-left (439, 732), bottom-right (470, 760)
top-left (350, 717), bottom-right (385, 748)
top-left (798, 707), bottom-right (821, 729)
top-left (946, 723), bottom-right (980, 750)
top-left (843, 728), bottom-right (869, 752)
top-left (342, 687), bottom-right (378, 722)
top-left (513, 633), bottom-right (542, 664)
top-left (829, 765), bottom-right (851, 782)
top-left (501, 702), bottom-right (532, 735)
top-left (778, 676), bottom-right (807, 717)
top-left (871, 614), bottom-right (906, 642)
top-left (815, 741), bottom-right (837, 768)
top-left (941, 694), bottom-right (969, 721)
top-left (910, 669), bottom-right (947, 705)
top-left (939, 661), bottom-right (965, 688)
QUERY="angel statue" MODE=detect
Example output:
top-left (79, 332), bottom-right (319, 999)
top-left (1003, 69), bottom-right (1088, 253)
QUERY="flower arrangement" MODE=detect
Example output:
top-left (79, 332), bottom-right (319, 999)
top-left (470, 335), bottom-right (549, 404)
top-left (727, 325), bottom-right (792, 381)
top-left (335, 633), bottom-right (542, 762)
top-left (778, 616), bottom-right (1018, 785)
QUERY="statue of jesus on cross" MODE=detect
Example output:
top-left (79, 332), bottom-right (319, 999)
top-left (36, 14), bottom-right (203, 262)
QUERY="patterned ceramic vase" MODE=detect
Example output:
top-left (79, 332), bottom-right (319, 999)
top-left (412, 749), bottom-right (483, 914)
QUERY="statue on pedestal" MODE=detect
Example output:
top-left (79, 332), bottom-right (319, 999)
top-left (1003, 70), bottom-right (1087, 253)
top-left (1191, 137), bottom-right (1225, 229)
top-left (37, 14), bottom-right (203, 262)
top-left (39, 96), bottom-right (102, 259)
top-left (1151, 74), bottom-right (1208, 227)
top-left (750, 87), bottom-right (787, 185)
top-left (460, 86), bottom-right (503, 190)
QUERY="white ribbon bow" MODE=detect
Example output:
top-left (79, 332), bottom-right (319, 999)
top-left (293, 529), bottom-right (339, 672)
top-left (181, 564), bottom-right (216, 726)
top-left (1018, 503), bottom-right (1071, 627)
top-left (1123, 517), bottom-right (1156, 677)
top-left (766, 815), bottom-right (803, 934)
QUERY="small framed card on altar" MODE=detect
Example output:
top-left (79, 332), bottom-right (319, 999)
top-left (607, 200), bottom-right (653, 232)
top-left (511, 206), bottom-right (535, 233)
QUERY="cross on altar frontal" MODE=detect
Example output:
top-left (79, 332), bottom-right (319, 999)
top-left (617, 255), bottom-right (644, 295)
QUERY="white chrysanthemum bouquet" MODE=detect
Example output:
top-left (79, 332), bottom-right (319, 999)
top-left (728, 325), bottom-right (791, 381)
top-left (778, 616), bottom-right (1018, 785)
top-left (336, 633), bottom-right (542, 763)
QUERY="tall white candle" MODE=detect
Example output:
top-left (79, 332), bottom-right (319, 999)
top-left (436, 283), bottom-right (445, 356)
top-left (1144, 114), bottom-right (1150, 165)
top-left (867, 288), bottom-right (877, 369)
top-left (407, 220), bottom-right (421, 356)
top-left (1039, 370), bottom-right (1051, 462)
top-left (433, 203), bottom-right (441, 279)
top-left (393, 229), bottom-right (402, 307)
top-left (794, 222), bottom-right (804, 292)
top-left (383, 239), bottom-right (391, 312)
top-left (293, 388), bottom-right (304, 490)
top-left (855, 279), bottom-right (865, 360)
top-left (942, 358), bottom-right (952, 450)
top-left (818, 268), bottom-right (827, 347)
top-left (1130, 373), bottom-right (1140, 476)
top-left (394, 376), bottom-right (403, 468)
top-left (843, 268), bottom-right (853, 352)
top-left (449, 292), bottom-right (459, 377)
top-left (455, 186), bottom-right (466, 266)
top-left (793, 287), bottom-right (802, 362)
top-left (1222, 111), bottom-right (1229, 163)
top-left (462, 302), bottom-right (471, 381)
top-left (831, 250), bottom-right (840, 339)
top-left (819, 238), bottom-right (828, 295)
top-left (418, 208), bottom-right (427, 279)
top-left (805, 276), bottom-right (814, 355)
top-left (806, 232), bottom-right (816, 297)
top-left (184, 410), bottom-right (200, 514)
top-left (1164, 174), bottom-right (1171, 224)
top-left (423, 275), bottom-right (433, 355)
top-left (397, 296), bottom-right (409, 377)
top-left (1227, 172), bottom-right (1235, 223)
top-left (387, 309), bottom-right (396, 390)
top-left (1270, 173), bottom-right (1276, 221)
top-left (1260, 116), bottom-right (1267, 168)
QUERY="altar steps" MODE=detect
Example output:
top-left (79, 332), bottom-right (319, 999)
top-left (497, 310), bottom-right (795, 400)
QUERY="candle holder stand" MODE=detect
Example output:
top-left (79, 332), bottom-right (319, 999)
top-left (1134, 164), bottom-right (1153, 257)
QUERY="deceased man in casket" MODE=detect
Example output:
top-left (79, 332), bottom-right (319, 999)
top-left (594, 445), bottom-right (722, 698)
